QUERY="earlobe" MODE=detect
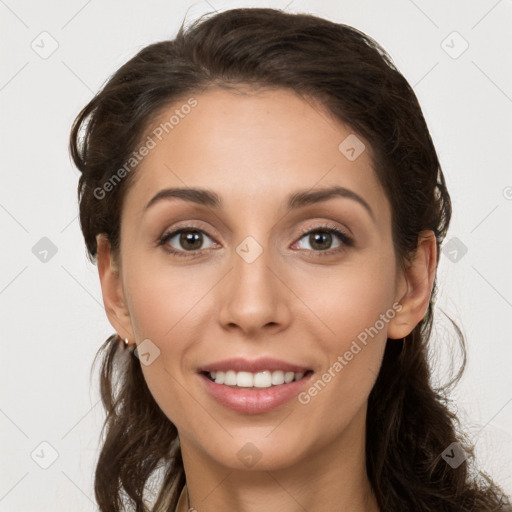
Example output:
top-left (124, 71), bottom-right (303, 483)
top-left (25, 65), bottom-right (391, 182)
top-left (96, 234), bottom-right (134, 341)
top-left (387, 230), bottom-right (437, 340)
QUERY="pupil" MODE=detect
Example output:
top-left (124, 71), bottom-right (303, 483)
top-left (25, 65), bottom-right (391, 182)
top-left (311, 232), bottom-right (331, 250)
top-left (181, 231), bottom-right (202, 250)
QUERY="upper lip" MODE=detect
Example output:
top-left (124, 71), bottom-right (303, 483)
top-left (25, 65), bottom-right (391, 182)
top-left (199, 357), bottom-right (311, 374)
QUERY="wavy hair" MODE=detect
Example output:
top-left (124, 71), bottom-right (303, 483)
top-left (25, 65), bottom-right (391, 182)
top-left (69, 7), bottom-right (511, 511)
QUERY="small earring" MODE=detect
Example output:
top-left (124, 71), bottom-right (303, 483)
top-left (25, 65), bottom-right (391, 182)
top-left (124, 338), bottom-right (129, 346)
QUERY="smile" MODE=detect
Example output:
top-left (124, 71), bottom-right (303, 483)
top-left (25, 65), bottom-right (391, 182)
top-left (198, 358), bottom-right (315, 414)
top-left (204, 369), bottom-right (310, 388)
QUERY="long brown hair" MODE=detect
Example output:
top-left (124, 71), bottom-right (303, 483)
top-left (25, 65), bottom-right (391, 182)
top-left (70, 7), bottom-right (511, 511)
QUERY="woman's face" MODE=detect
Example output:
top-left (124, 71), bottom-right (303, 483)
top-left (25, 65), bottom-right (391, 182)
top-left (107, 87), bottom-right (410, 470)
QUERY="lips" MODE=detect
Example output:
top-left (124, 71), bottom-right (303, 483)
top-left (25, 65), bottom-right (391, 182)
top-left (199, 357), bottom-right (311, 374)
top-left (197, 357), bottom-right (314, 414)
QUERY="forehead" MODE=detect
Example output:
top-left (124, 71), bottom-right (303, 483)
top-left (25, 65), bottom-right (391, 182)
top-left (124, 87), bottom-right (388, 220)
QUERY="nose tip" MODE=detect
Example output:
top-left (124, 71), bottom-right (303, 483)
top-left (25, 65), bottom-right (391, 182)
top-left (217, 247), bottom-right (291, 335)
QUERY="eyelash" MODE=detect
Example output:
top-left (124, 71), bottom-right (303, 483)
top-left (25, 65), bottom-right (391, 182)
top-left (157, 223), bottom-right (353, 258)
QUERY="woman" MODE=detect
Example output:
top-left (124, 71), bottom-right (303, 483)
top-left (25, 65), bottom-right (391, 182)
top-left (69, 7), bottom-right (511, 512)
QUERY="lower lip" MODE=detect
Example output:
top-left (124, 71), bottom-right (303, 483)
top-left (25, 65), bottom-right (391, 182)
top-left (199, 372), bottom-right (313, 414)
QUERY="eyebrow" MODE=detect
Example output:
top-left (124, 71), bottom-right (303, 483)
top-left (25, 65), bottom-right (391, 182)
top-left (144, 185), bottom-right (374, 220)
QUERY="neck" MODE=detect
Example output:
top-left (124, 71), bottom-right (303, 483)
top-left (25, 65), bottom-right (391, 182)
top-left (179, 405), bottom-right (380, 512)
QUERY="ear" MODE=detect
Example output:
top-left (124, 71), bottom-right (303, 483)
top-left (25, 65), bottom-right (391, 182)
top-left (96, 234), bottom-right (134, 341)
top-left (387, 230), bottom-right (437, 339)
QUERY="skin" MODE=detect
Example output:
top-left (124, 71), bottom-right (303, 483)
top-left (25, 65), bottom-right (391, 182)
top-left (96, 87), bottom-right (437, 512)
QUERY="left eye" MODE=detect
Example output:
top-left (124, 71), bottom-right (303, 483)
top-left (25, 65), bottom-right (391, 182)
top-left (295, 228), bottom-right (347, 252)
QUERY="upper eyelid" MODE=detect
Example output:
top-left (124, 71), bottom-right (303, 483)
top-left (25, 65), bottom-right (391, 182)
top-left (296, 222), bottom-right (351, 238)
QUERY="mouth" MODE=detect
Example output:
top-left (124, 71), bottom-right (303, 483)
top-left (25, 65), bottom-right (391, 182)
top-left (197, 359), bottom-right (315, 414)
top-left (197, 357), bottom-right (315, 413)
top-left (200, 369), bottom-right (314, 388)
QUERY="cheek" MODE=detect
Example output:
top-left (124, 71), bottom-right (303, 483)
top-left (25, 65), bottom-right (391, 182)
top-left (121, 257), bottom-right (215, 426)
top-left (295, 248), bottom-right (397, 404)
top-left (301, 247), bottom-right (398, 344)
top-left (123, 255), bottom-right (207, 340)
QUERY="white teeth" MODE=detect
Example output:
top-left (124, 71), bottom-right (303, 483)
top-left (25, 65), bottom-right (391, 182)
top-left (254, 371), bottom-right (272, 388)
top-left (224, 370), bottom-right (237, 386)
top-left (236, 371), bottom-right (253, 388)
top-left (284, 371), bottom-right (295, 383)
top-left (271, 370), bottom-right (285, 385)
top-left (208, 369), bottom-right (308, 388)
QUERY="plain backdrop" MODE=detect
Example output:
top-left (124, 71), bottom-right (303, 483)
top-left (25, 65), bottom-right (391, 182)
top-left (1, 0), bottom-right (511, 510)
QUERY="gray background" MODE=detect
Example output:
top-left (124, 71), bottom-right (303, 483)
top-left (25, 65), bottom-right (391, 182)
top-left (1, 0), bottom-right (511, 510)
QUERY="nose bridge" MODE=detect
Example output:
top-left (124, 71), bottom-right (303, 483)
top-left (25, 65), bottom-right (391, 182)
top-left (218, 232), bottom-right (290, 332)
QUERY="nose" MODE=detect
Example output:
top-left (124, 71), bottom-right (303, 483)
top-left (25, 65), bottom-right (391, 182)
top-left (217, 239), bottom-right (292, 337)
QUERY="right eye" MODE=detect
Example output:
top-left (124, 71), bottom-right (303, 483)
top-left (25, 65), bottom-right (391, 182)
top-left (158, 227), bottom-right (218, 257)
